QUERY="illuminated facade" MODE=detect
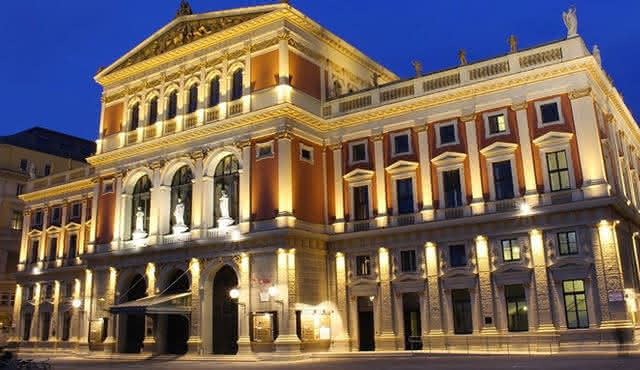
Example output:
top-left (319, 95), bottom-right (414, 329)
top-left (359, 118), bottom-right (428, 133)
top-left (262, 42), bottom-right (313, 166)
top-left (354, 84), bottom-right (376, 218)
top-left (10, 2), bottom-right (640, 356)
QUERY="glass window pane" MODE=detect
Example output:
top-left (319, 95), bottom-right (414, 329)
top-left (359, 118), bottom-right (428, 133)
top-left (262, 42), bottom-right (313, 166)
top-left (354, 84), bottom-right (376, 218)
top-left (563, 280), bottom-right (573, 293)
top-left (574, 280), bottom-right (584, 292)
top-left (560, 171), bottom-right (570, 189)
top-left (557, 151), bottom-right (568, 169)
top-left (547, 153), bottom-right (558, 171)
top-left (550, 173), bottom-right (560, 191)
top-left (512, 244), bottom-right (520, 260)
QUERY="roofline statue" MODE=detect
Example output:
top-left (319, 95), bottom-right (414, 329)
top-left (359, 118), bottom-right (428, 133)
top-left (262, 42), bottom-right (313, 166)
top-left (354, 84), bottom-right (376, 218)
top-left (563, 6), bottom-right (578, 38)
top-left (176, 0), bottom-right (193, 18)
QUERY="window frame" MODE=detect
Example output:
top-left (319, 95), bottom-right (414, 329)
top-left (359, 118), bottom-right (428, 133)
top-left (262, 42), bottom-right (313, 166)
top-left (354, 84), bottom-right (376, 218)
top-left (501, 239), bottom-right (521, 262)
top-left (391, 130), bottom-right (413, 157)
top-left (148, 96), bottom-right (159, 125)
top-left (492, 159), bottom-right (516, 201)
top-left (11, 210), bottom-right (23, 231)
top-left (400, 249), bottom-right (417, 273)
top-left (483, 109), bottom-right (510, 138)
top-left (557, 231), bottom-right (578, 256)
top-left (256, 141), bottom-right (275, 160)
top-left (129, 102), bottom-right (140, 130)
top-left (167, 90), bottom-right (178, 120)
top-left (441, 168), bottom-right (464, 209)
top-left (535, 97), bottom-right (565, 127)
top-left (394, 176), bottom-right (416, 215)
top-left (505, 285), bottom-right (528, 332)
top-left (435, 120), bottom-right (459, 148)
top-left (348, 140), bottom-right (369, 165)
top-left (20, 159), bottom-right (28, 172)
top-left (449, 244), bottom-right (467, 267)
top-left (187, 83), bottom-right (199, 114)
top-left (102, 180), bottom-right (114, 195)
top-left (299, 143), bottom-right (314, 164)
top-left (546, 150), bottom-right (571, 192)
top-left (231, 69), bottom-right (244, 101)
top-left (355, 255), bottom-right (372, 276)
top-left (562, 279), bottom-right (589, 329)
top-left (350, 183), bottom-right (372, 222)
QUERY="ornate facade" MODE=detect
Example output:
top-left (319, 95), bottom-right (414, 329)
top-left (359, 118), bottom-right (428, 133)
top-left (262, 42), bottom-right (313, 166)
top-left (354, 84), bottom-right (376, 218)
top-left (10, 3), bottom-right (640, 356)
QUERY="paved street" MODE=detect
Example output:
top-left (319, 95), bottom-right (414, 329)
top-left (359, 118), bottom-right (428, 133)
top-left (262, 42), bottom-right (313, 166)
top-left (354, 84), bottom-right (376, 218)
top-left (13, 353), bottom-right (640, 370)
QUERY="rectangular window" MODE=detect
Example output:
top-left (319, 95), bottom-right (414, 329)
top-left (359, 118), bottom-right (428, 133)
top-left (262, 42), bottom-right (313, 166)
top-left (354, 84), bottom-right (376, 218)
top-left (256, 142), bottom-right (274, 159)
top-left (103, 182), bottom-right (114, 194)
top-left (546, 151), bottom-right (571, 191)
top-left (0, 294), bottom-right (8, 306)
top-left (563, 280), bottom-right (589, 329)
top-left (501, 239), bottom-right (521, 262)
top-left (505, 285), bottom-right (528, 332)
top-left (493, 160), bottom-right (514, 200)
top-left (351, 142), bottom-right (367, 163)
top-left (356, 255), bottom-right (371, 276)
top-left (443, 169), bottom-right (463, 208)
top-left (23, 313), bottom-right (32, 341)
top-left (300, 144), bottom-right (313, 163)
top-left (51, 207), bottom-right (61, 225)
top-left (353, 185), bottom-right (370, 221)
top-left (64, 282), bottom-right (74, 298)
top-left (11, 210), bottom-right (23, 231)
top-left (439, 124), bottom-right (456, 145)
top-left (449, 245), bottom-right (467, 267)
top-left (44, 164), bottom-right (51, 177)
top-left (400, 250), bottom-right (417, 272)
top-left (488, 113), bottom-right (506, 134)
top-left (557, 231), bottom-right (578, 256)
top-left (71, 203), bottom-right (81, 219)
top-left (49, 238), bottom-right (58, 261)
top-left (45, 284), bottom-right (53, 299)
top-left (396, 178), bottom-right (414, 214)
top-left (452, 289), bottom-right (473, 334)
top-left (34, 211), bottom-right (43, 227)
top-left (68, 234), bottom-right (78, 259)
top-left (540, 102), bottom-right (560, 124)
top-left (20, 159), bottom-right (28, 172)
top-left (30, 240), bottom-right (39, 264)
top-left (393, 134), bottom-right (410, 155)
top-left (16, 183), bottom-right (25, 196)
top-left (149, 98), bottom-right (158, 124)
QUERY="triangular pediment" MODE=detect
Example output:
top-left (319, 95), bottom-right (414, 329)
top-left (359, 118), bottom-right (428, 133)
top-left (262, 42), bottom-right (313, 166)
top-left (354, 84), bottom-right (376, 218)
top-left (100, 8), bottom-right (273, 77)
top-left (479, 141), bottom-right (518, 158)
top-left (532, 131), bottom-right (573, 148)
top-left (431, 151), bottom-right (467, 166)
top-left (385, 160), bottom-right (419, 174)
top-left (46, 225), bottom-right (62, 234)
top-left (344, 168), bottom-right (374, 182)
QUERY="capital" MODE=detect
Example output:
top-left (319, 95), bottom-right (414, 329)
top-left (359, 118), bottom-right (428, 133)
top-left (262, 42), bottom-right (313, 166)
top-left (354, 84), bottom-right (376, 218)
top-left (569, 87), bottom-right (592, 100)
top-left (461, 113), bottom-right (476, 122)
top-left (511, 101), bottom-right (527, 111)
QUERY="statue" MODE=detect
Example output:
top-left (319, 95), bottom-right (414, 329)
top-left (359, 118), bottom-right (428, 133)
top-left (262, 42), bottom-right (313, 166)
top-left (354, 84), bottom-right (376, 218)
top-left (172, 198), bottom-right (189, 234)
top-left (593, 45), bottom-right (602, 66)
top-left (562, 6), bottom-right (578, 38)
top-left (372, 72), bottom-right (380, 87)
top-left (28, 163), bottom-right (37, 179)
top-left (176, 0), bottom-right (193, 18)
top-left (458, 49), bottom-right (467, 66)
top-left (412, 60), bottom-right (422, 78)
top-left (507, 35), bottom-right (518, 53)
top-left (132, 207), bottom-right (148, 240)
top-left (217, 189), bottom-right (234, 228)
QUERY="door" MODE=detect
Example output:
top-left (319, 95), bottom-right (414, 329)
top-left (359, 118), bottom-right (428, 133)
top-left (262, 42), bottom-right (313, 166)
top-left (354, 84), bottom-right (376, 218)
top-left (452, 289), bottom-right (473, 334)
top-left (357, 296), bottom-right (375, 351)
top-left (212, 265), bottom-right (238, 354)
top-left (403, 293), bottom-right (422, 350)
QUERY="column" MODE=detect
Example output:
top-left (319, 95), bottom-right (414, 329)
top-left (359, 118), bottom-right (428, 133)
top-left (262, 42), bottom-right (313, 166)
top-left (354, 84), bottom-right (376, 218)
top-left (569, 87), bottom-right (608, 199)
top-left (238, 140), bottom-right (252, 233)
top-left (30, 283), bottom-right (41, 342)
top-left (331, 252), bottom-right (350, 351)
top-left (9, 284), bottom-right (22, 344)
top-left (376, 247), bottom-right (395, 350)
top-left (88, 181), bottom-right (99, 253)
top-left (424, 242), bottom-right (444, 349)
top-left (103, 267), bottom-right (117, 352)
top-left (529, 230), bottom-right (555, 332)
top-left (243, 41), bottom-right (252, 112)
top-left (191, 151), bottom-right (205, 238)
top-left (77, 269), bottom-right (92, 351)
top-left (78, 199), bottom-right (88, 255)
top-left (18, 211), bottom-right (31, 268)
top-left (372, 133), bottom-right (388, 226)
top-left (474, 236), bottom-right (497, 334)
top-left (512, 101), bottom-right (539, 203)
top-left (278, 30), bottom-right (290, 86)
top-left (236, 254), bottom-right (251, 354)
top-left (148, 162), bottom-right (163, 242)
top-left (143, 263), bottom-right (156, 353)
top-left (187, 258), bottom-right (202, 354)
top-left (274, 248), bottom-right (301, 352)
top-left (463, 113), bottom-right (484, 215)
top-left (39, 209), bottom-right (49, 263)
top-left (111, 173), bottom-right (124, 249)
top-left (70, 279), bottom-right (81, 343)
top-left (415, 126), bottom-right (434, 221)
top-left (276, 128), bottom-right (293, 219)
top-left (50, 281), bottom-right (60, 344)
top-left (331, 143), bottom-right (345, 232)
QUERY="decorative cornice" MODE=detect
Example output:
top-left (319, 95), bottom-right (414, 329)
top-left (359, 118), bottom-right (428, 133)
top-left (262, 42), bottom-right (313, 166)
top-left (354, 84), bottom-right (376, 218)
top-left (511, 101), bottom-right (527, 111)
top-left (604, 113), bottom-right (614, 124)
top-left (329, 143), bottom-right (342, 151)
top-left (235, 139), bottom-right (252, 149)
top-left (149, 160), bottom-right (165, 170)
top-left (413, 125), bottom-right (426, 133)
top-left (372, 133), bottom-right (384, 142)
top-left (569, 87), bottom-right (592, 100)
top-left (190, 150), bottom-right (206, 161)
top-left (19, 178), bottom-right (95, 203)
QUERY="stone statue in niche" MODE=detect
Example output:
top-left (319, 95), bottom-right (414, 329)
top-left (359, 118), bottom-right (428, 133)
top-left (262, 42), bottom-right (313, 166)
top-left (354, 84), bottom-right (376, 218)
top-left (132, 207), bottom-right (148, 240)
top-left (172, 198), bottom-right (189, 234)
top-left (563, 6), bottom-right (578, 38)
top-left (29, 163), bottom-right (37, 179)
top-left (217, 188), bottom-right (234, 228)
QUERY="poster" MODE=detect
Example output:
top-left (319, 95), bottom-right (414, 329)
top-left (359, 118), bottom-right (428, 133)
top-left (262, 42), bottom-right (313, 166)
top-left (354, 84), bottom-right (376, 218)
top-left (252, 313), bottom-right (273, 342)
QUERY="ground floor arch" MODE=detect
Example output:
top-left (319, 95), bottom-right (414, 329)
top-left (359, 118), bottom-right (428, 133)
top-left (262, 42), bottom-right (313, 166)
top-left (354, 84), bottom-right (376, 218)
top-left (201, 264), bottom-right (239, 355)
top-left (117, 273), bottom-right (147, 354)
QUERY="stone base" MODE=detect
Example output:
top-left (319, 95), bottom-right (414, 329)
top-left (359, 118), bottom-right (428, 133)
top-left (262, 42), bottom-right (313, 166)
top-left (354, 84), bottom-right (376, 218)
top-left (374, 333), bottom-right (397, 351)
top-left (132, 231), bottom-right (148, 240)
top-left (329, 336), bottom-right (351, 352)
top-left (142, 337), bottom-right (156, 354)
top-left (274, 334), bottom-right (301, 353)
top-left (187, 336), bottom-right (202, 355)
top-left (218, 217), bottom-right (234, 229)
top-left (237, 336), bottom-right (252, 355)
top-left (172, 224), bottom-right (189, 235)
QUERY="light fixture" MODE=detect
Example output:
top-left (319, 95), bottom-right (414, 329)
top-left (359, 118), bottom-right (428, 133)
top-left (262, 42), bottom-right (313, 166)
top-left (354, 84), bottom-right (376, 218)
top-left (229, 288), bottom-right (240, 299)
top-left (369, 296), bottom-right (375, 302)
top-left (519, 202), bottom-right (531, 214)
top-left (32, 267), bottom-right (41, 275)
top-left (268, 286), bottom-right (279, 297)
top-left (72, 299), bottom-right (82, 308)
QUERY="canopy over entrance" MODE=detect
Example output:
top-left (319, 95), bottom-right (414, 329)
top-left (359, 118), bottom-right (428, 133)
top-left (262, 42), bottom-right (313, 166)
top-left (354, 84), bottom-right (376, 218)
top-left (109, 292), bottom-right (191, 315)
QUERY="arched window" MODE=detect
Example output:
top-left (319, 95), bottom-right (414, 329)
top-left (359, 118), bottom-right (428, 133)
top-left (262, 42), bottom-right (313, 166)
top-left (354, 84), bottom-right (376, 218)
top-left (209, 77), bottom-right (220, 107)
top-left (231, 69), bottom-right (243, 101)
top-left (130, 103), bottom-right (140, 130)
top-left (164, 269), bottom-right (190, 294)
top-left (170, 166), bottom-right (193, 227)
top-left (131, 175), bottom-right (151, 236)
top-left (167, 90), bottom-right (178, 119)
top-left (187, 84), bottom-right (198, 113)
top-left (148, 97), bottom-right (158, 125)
top-left (214, 155), bottom-right (240, 226)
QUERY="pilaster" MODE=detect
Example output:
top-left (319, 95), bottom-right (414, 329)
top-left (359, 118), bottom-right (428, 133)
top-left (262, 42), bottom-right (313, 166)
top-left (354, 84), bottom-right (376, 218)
top-left (463, 113), bottom-right (484, 215)
top-left (331, 143), bottom-right (345, 232)
top-left (236, 254), bottom-right (252, 355)
top-left (474, 236), bottom-right (497, 334)
top-left (111, 173), bottom-right (124, 249)
top-left (103, 267), bottom-right (117, 353)
top-left (512, 101), bottom-right (539, 202)
top-left (529, 230), bottom-right (555, 332)
top-left (274, 248), bottom-right (301, 352)
top-left (187, 258), bottom-right (203, 354)
top-left (277, 128), bottom-right (294, 219)
top-left (415, 126), bottom-right (434, 221)
top-left (191, 152), bottom-right (205, 237)
top-left (331, 252), bottom-right (350, 351)
top-left (375, 247), bottom-right (396, 350)
top-left (372, 133), bottom-right (388, 225)
top-left (238, 140), bottom-right (252, 232)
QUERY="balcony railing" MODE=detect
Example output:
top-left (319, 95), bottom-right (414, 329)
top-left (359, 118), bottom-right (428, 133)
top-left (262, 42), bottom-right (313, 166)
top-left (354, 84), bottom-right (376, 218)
top-left (229, 101), bottom-right (243, 116)
top-left (184, 114), bottom-right (198, 130)
top-left (206, 107), bottom-right (219, 122)
top-left (27, 166), bottom-right (95, 193)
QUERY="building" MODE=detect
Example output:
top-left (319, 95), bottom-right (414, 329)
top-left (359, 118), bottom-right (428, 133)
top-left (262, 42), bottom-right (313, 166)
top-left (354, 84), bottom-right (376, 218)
top-left (0, 127), bottom-right (94, 345)
top-left (10, 2), bottom-right (640, 356)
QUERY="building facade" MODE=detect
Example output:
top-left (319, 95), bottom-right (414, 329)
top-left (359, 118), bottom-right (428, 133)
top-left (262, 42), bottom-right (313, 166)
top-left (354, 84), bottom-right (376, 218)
top-left (10, 2), bottom-right (640, 356)
top-left (0, 127), bottom-right (94, 345)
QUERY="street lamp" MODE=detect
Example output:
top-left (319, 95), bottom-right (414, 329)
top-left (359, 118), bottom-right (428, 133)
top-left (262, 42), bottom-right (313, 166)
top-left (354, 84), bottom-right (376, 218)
top-left (229, 288), bottom-right (240, 300)
top-left (72, 299), bottom-right (82, 309)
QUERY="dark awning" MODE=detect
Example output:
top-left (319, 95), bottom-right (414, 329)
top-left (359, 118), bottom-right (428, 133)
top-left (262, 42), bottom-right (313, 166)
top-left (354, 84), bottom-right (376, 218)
top-left (109, 292), bottom-right (191, 314)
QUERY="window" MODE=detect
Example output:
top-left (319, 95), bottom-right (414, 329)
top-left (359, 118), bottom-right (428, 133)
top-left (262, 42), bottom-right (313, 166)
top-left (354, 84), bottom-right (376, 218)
top-left (71, 203), bottom-right (81, 219)
top-left (130, 103), bottom-right (140, 130)
top-left (557, 231), bottom-right (578, 256)
top-left (41, 312), bottom-right (51, 341)
top-left (188, 84), bottom-right (199, 113)
top-left (20, 159), bottom-right (28, 172)
top-left (48, 237), bottom-right (58, 261)
top-left (501, 239), bottom-right (521, 262)
top-left (300, 144), bottom-right (313, 163)
top-left (256, 142), bottom-right (274, 159)
top-left (540, 102), bottom-right (560, 124)
top-left (44, 164), bottom-right (52, 177)
top-left (505, 285), bottom-right (528, 332)
top-left (45, 284), bottom-right (53, 299)
top-left (62, 311), bottom-right (72, 342)
top-left (131, 175), bottom-right (152, 236)
top-left (392, 133), bottom-right (410, 155)
top-left (23, 313), bottom-right (32, 341)
top-left (353, 185), bottom-right (369, 221)
top-left (34, 211), bottom-right (43, 227)
top-left (30, 240), bottom-right (39, 264)
top-left (167, 90), bottom-right (178, 119)
top-left (488, 113), bottom-right (506, 135)
top-left (452, 289), bottom-right (473, 334)
top-left (350, 142), bottom-right (367, 164)
top-left (400, 250), bottom-right (417, 272)
top-left (231, 69), bottom-right (243, 101)
top-left (16, 183), bottom-right (25, 196)
top-left (449, 245), bottom-right (467, 267)
top-left (356, 255), bottom-right (371, 276)
top-left (170, 166), bottom-right (194, 227)
top-left (103, 181), bottom-right (114, 194)
top-left (148, 97), bottom-right (158, 125)
top-left (209, 77), bottom-right (220, 107)
top-left (0, 293), bottom-right (8, 306)
top-left (439, 124), bottom-right (456, 145)
top-left (396, 178), bottom-right (414, 214)
top-left (68, 234), bottom-right (78, 259)
top-left (64, 282), bottom-right (74, 298)
top-left (214, 155), bottom-right (240, 226)
top-left (333, 80), bottom-right (342, 97)
top-left (26, 286), bottom-right (34, 301)
top-left (563, 280), bottom-right (589, 329)
top-left (546, 151), bottom-right (570, 191)
top-left (51, 207), bottom-right (61, 225)
top-left (493, 161), bottom-right (514, 200)
top-left (11, 210), bottom-right (23, 231)
top-left (443, 169), bottom-right (463, 208)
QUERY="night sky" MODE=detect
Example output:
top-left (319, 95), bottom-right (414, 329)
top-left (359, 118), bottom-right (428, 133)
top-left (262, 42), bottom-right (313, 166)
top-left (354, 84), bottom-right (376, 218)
top-left (1, 1), bottom-right (638, 141)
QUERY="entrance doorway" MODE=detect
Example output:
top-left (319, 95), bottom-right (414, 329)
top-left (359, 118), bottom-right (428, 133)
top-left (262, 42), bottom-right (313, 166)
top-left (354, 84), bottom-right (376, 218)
top-left (165, 315), bottom-right (189, 354)
top-left (212, 265), bottom-right (238, 354)
top-left (357, 296), bottom-right (375, 351)
top-left (452, 289), bottom-right (473, 334)
top-left (403, 293), bottom-right (422, 350)
top-left (120, 274), bottom-right (147, 353)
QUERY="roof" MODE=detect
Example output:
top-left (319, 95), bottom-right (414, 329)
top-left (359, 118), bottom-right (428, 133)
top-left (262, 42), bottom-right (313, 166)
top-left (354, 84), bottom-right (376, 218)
top-left (0, 127), bottom-right (96, 162)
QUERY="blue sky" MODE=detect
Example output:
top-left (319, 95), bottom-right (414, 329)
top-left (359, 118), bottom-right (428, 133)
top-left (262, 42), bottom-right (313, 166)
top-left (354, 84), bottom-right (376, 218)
top-left (1, 1), bottom-right (638, 141)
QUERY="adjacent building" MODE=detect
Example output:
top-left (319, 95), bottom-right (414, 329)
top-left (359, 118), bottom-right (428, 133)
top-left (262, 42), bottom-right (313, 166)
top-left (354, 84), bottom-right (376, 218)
top-left (0, 127), bottom-right (94, 345)
top-left (10, 2), bottom-right (640, 355)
